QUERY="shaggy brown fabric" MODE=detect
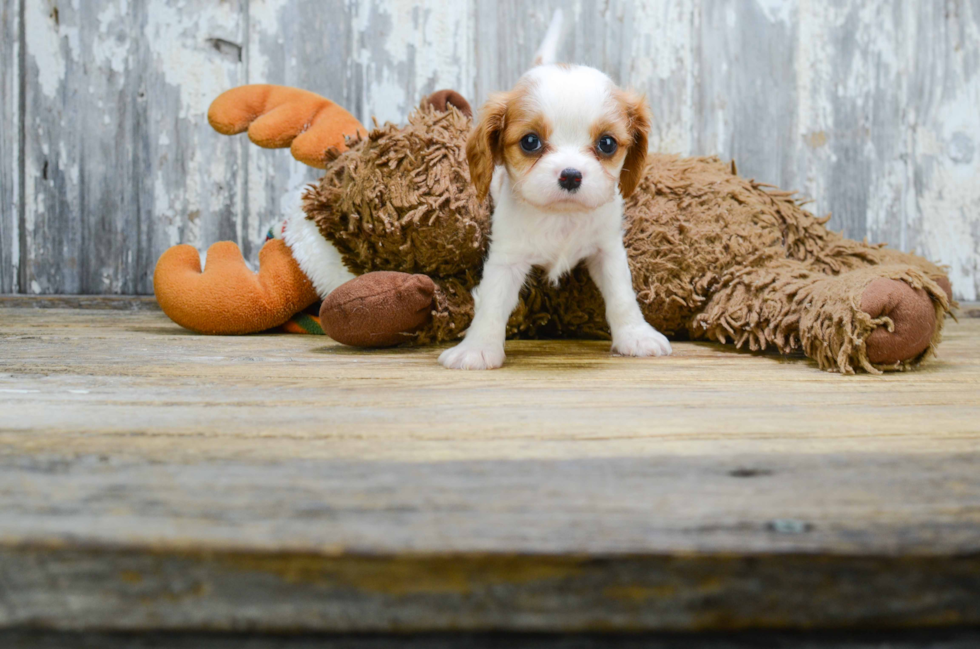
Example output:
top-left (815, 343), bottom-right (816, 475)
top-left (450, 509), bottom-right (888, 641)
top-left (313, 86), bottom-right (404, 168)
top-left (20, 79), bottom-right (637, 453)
top-left (304, 105), bottom-right (490, 279)
top-left (303, 103), bottom-right (953, 374)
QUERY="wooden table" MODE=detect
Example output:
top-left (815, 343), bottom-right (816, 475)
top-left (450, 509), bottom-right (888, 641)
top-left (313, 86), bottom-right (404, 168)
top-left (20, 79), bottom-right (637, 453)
top-left (1, 301), bottom-right (979, 644)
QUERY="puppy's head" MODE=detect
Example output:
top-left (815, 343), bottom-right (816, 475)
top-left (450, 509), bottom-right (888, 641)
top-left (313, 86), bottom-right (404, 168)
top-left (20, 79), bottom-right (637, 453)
top-left (467, 65), bottom-right (651, 211)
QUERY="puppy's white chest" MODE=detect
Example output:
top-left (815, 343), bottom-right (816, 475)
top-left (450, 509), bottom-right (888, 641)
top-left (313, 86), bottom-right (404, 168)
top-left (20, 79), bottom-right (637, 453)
top-left (507, 202), bottom-right (619, 276)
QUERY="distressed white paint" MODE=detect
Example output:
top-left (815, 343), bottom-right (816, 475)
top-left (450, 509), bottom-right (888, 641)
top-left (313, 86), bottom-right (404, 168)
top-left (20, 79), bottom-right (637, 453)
top-left (351, 0), bottom-right (475, 125)
top-left (625, 0), bottom-right (697, 155)
top-left (3, 0), bottom-right (979, 300)
top-left (145, 0), bottom-right (243, 120)
top-left (1, 0), bottom-right (21, 292)
top-left (22, 0), bottom-right (66, 99)
top-left (909, 0), bottom-right (980, 301)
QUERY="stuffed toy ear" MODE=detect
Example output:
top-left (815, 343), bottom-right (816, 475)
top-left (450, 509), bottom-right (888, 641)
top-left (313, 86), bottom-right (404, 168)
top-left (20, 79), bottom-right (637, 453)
top-left (421, 89), bottom-right (473, 118)
top-left (208, 84), bottom-right (366, 169)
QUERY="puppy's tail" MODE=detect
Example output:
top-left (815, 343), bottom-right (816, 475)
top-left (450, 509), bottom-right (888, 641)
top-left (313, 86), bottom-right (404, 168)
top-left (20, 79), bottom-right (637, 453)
top-left (532, 9), bottom-right (563, 67)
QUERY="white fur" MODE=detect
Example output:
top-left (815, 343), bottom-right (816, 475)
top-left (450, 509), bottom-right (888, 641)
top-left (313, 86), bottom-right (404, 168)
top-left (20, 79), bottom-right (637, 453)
top-left (439, 65), bottom-right (671, 370)
top-left (532, 10), bottom-right (563, 67)
top-left (281, 213), bottom-right (355, 299)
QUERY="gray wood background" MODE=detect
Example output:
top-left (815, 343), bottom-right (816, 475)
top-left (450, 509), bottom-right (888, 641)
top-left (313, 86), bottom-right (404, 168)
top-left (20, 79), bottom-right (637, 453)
top-left (1, 0), bottom-right (978, 299)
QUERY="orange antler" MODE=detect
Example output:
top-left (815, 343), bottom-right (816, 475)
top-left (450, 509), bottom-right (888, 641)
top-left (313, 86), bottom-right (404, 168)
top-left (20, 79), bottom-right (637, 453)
top-left (208, 84), bottom-right (366, 169)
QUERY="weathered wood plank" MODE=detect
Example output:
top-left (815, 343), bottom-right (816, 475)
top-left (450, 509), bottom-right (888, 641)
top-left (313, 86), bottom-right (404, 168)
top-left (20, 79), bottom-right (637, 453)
top-left (618, 0), bottom-right (698, 155)
top-left (0, 0), bottom-right (20, 293)
top-left (908, 0), bottom-right (980, 302)
top-left (1, 309), bottom-right (980, 630)
top-left (20, 0), bottom-right (245, 295)
top-left (1, 545), bottom-right (979, 632)
top-left (245, 0), bottom-right (353, 264)
top-left (137, 0), bottom-right (247, 293)
top-left (348, 0), bottom-right (475, 126)
top-left (794, 1), bottom-right (911, 253)
top-left (696, 0), bottom-right (798, 191)
top-left (21, 0), bottom-right (142, 293)
top-left (5, 629), bottom-right (980, 649)
top-left (7, 0), bottom-right (980, 302)
top-left (0, 294), bottom-right (159, 309)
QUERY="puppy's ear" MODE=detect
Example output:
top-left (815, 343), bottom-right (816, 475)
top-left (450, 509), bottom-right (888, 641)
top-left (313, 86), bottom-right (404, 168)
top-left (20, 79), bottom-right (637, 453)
top-left (618, 91), bottom-right (652, 199)
top-left (466, 93), bottom-right (509, 202)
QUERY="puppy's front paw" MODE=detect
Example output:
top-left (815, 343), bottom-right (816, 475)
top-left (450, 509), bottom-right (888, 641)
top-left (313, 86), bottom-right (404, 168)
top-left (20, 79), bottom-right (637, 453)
top-left (438, 341), bottom-right (506, 370)
top-left (612, 324), bottom-right (672, 358)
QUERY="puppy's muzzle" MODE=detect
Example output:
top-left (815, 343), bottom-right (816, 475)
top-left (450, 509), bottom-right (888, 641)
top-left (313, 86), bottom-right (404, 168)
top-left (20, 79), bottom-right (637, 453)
top-left (558, 168), bottom-right (582, 192)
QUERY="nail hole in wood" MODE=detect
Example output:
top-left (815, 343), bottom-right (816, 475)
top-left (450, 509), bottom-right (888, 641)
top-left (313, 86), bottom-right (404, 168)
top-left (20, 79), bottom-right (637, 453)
top-left (729, 467), bottom-right (773, 478)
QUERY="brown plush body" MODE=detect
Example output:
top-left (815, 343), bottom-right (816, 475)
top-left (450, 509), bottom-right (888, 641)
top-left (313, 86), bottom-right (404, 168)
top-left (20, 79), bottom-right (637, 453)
top-left (153, 85), bottom-right (953, 374)
top-left (306, 105), bottom-right (951, 374)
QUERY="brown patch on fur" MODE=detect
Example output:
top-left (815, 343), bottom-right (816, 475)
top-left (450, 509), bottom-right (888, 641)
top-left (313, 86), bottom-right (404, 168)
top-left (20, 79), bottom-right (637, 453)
top-left (466, 92), bottom-right (510, 201)
top-left (589, 120), bottom-right (630, 149)
top-left (589, 117), bottom-right (630, 181)
top-left (615, 90), bottom-right (652, 198)
top-left (501, 104), bottom-right (552, 181)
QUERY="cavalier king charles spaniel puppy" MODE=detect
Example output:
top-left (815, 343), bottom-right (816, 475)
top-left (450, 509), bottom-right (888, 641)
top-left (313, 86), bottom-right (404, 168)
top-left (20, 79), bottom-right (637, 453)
top-left (439, 13), bottom-right (672, 369)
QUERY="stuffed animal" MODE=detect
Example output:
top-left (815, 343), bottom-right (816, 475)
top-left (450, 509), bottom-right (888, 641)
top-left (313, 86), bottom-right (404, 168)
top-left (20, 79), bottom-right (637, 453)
top-left (154, 84), bottom-right (954, 374)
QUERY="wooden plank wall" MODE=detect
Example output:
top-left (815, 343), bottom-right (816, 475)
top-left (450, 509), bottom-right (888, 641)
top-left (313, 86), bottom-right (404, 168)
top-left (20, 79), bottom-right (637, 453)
top-left (1, 0), bottom-right (978, 299)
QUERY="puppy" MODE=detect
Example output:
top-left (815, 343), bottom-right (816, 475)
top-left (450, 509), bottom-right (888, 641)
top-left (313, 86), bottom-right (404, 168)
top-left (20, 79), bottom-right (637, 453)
top-left (439, 14), bottom-right (672, 370)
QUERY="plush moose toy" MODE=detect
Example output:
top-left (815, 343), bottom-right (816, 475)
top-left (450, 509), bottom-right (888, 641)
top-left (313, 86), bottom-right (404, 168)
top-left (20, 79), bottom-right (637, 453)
top-left (153, 84), bottom-right (953, 374)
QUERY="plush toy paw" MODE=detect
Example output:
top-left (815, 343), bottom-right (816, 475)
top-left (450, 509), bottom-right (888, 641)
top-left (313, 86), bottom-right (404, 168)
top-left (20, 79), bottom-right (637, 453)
top-left (208, 84), bottom-right (366, 168)
top-left (154, 239), bottom-right (318, 335)
top-left (860, 278), bottom-right (938, 364)
top-left (932, 275), bottom-right (954, 303)
top-left (438, 340), bottom-right (506, 370)
top-left (611, 323), bottom-right (673, 357)
top-left (319, 271), bottom-right (436, 347)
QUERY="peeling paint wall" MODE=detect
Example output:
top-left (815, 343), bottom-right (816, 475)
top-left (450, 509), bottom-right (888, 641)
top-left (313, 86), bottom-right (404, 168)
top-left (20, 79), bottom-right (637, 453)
top-left (2, 0), bottom-right (978, 299)
top-left (0, 0), bottom-right (20, 293)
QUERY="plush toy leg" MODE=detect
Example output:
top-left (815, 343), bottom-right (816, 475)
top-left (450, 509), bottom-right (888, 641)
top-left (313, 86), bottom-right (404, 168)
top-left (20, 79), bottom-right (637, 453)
top-left (317, 268), bottom-right (613, 348)
top-left (154, 239), bottom-right (318, 335)
top-left (318, 271), bottom-right (439, 347)
top-left (872, 247), bottom-right (956, 304)
top-left (798, 230), bottom-right (956, 305)
top-left (690, 257), bottom-right (950, 373)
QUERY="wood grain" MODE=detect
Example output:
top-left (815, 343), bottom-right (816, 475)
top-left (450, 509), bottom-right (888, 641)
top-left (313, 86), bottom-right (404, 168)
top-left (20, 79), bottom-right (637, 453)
top-left (18, 0), bottom-right (245, 295)
top-left (0, 294), bottom-right (159, 309)
top-left (908, 1), bottom-right (980, 305)
top-left (138, 0), bottom-right (248, 293)
top-left (21, 0), bottom-right (141, 293)
top-left (0, 308), bottom-right (979, 631)
top-left (4, 0), bottom-right (980, 300)
top-left (0, 0), bottom-right (20, 293)
top-left (698, 0), bottom-right (798, 192)
top-left (245, 0), bottom-right (352, 265)
top-left (795, 1), bottom-right (909, 248)
top-left (6, 629), bottom-right (980, 648)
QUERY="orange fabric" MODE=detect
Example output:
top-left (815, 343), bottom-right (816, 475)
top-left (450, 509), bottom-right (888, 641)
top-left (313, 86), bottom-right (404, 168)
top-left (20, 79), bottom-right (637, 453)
top-left (153, 239), bottom-right (318, 335)
top-left (208, 84), bottom-right (366, 168)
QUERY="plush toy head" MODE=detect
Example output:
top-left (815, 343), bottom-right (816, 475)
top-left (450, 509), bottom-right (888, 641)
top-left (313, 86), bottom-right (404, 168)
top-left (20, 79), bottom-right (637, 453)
top-left (304, 102), bottom-right (490, 282)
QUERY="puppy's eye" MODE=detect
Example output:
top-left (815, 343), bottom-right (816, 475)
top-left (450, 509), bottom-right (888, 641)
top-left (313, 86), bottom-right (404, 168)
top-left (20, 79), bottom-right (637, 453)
top-left (520, 133), bottom-right (542, 153)
top-left (597, 135), bottom-right (618, 155)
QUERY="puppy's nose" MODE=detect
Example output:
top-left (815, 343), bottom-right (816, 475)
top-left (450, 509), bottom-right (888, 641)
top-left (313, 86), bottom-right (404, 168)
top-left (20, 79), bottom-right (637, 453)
top-left (558, 168), bottom-right (582, 191)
